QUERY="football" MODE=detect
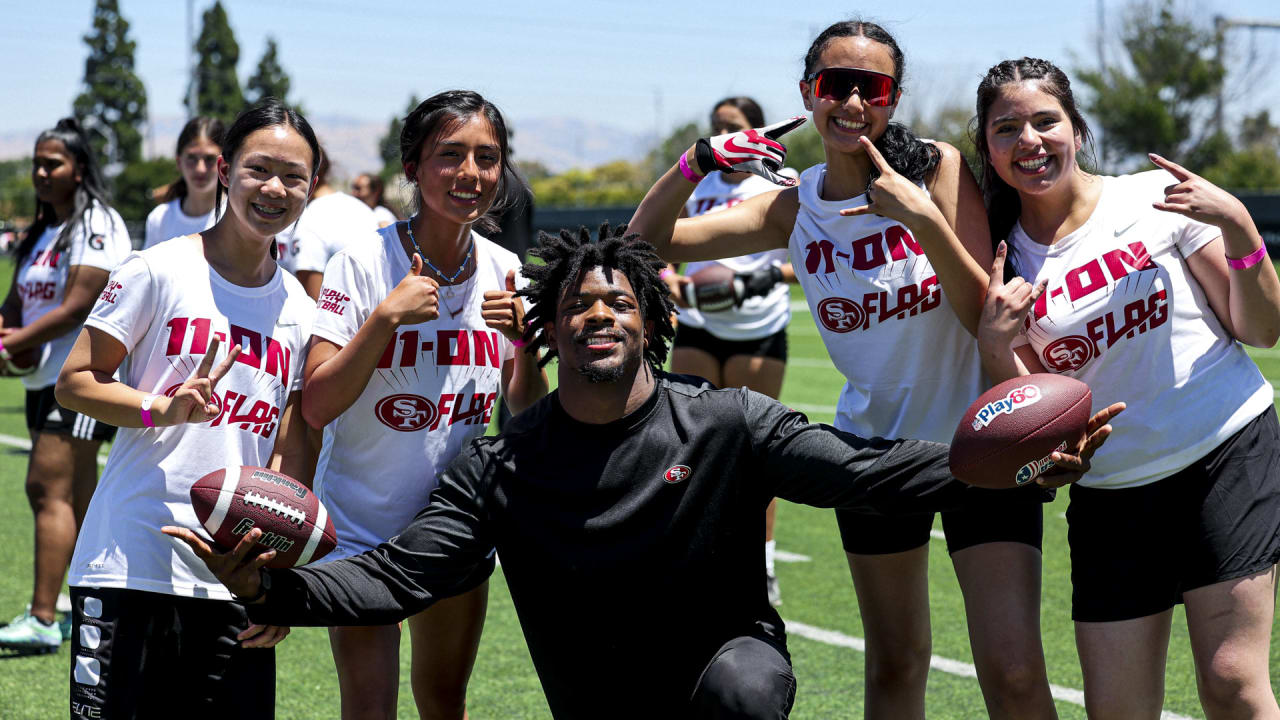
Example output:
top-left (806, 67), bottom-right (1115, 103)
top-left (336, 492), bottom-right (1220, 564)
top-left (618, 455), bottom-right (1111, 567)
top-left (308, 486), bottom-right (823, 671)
top-left (0, 343), bottom-right (39, 377)
top-left (682, 264), bottom-right (743, 313)
top-left (189, 466), bottom-right (337, 568)
top-left (949, 374), bottom-right (1092, 489)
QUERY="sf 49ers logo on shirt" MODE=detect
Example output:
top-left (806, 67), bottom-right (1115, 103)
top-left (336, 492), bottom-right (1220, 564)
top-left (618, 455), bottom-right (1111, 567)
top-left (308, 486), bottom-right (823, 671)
top-left (663, 465), bottom-right (692, 484)
top-left (375, 394), bottom-right (439, 432)
top-left (1042, 336), bottom-right (1093, 372)
top-left (817, 298), bottom-right (865, 333)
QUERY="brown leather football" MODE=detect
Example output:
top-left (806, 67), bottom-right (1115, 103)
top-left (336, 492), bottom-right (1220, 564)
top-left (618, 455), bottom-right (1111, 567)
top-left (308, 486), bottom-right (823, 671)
top-left (190, 466), bottom-right (337, 568)
top-left (682, 264), bottom-right (742, 313)
top-left (949, 374), bottom-right (1092, 488)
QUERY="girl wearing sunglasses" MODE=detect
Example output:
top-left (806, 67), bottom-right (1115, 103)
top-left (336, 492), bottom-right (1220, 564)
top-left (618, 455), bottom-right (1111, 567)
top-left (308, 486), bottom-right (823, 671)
top-left (976, 57), bottom-right (1280, 719)
top-left (632, 19), bottom-right (1066, 718)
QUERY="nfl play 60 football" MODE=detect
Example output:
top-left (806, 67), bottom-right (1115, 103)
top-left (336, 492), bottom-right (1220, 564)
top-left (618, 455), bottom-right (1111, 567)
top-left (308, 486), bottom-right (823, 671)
top-left (189, 466), bottom-right (337, 568)
top-left (949, 374), bottom-right (1092, 489)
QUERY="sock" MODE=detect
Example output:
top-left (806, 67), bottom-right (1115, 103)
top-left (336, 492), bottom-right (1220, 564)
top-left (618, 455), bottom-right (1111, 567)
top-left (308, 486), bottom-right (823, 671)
top-left (765, 539), bottom-right (776, 576)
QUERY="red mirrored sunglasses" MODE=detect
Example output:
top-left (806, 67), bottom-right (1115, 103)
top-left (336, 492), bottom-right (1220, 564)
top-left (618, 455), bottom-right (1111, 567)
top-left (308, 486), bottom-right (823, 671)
top-left (804, 67), bottom-right (899, 107)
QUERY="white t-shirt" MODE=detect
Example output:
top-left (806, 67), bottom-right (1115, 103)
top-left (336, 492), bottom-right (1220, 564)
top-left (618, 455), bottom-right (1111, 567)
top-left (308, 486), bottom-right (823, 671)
top-left (311, 225), bottom-right (520, 559)
top-left (371, 205), bottom-right (398, 227)
top-left (277, 191), bottom-right (379, 275)
top-left (1007, 171), bottom-right (1272, 489)
top-left (17, 202), bottom-right (131, 389)
top-left (144, 198), bottom-right (216, 249)
top-left (69, 236), bottom-right (314, 599)
top-left (789, 164), bottom-right (985, 442)
top-left (678, 171), bottom-right (792, 340)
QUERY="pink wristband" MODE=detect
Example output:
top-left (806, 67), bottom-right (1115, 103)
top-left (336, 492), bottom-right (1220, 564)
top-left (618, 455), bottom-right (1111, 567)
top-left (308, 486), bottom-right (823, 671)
top-left (1225, 245), bottom-right (1268, 270)
top-left (660, 268), bottom-right (675, 280)
top-left (512, 337), bottom-right (527, 348)
top-left (678, 153), bottom-right (703, 184)
top-left (140, 394), bottom-right (158, 428)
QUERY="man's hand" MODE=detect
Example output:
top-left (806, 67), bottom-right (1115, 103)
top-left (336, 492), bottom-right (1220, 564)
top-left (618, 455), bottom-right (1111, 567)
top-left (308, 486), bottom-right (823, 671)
top-left (162, 524), bottom-right (273, 601)
top-left (1036, 402), bottom-right (1126, 488)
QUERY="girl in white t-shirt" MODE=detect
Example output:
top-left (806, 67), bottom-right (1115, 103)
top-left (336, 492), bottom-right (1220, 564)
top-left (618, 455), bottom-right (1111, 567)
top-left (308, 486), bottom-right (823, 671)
top-left (301, 90), bottom-right (548, 720)
top-left (143, 116), bottom-right (224, 249)
top-left (55, 99), bottom-right (321, 718)
top-left (0, 119), bottom-right (131, 654)
top-left (974, 57), bottom-right (1280, 719)
top-left (661, 97), bottom-right (797, 607)
top-left (631, 21), bottom-right (1123, 720)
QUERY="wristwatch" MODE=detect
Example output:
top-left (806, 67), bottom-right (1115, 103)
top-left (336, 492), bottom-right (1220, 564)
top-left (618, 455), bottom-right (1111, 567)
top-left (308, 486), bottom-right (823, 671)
top-left (234, 568), bottom-right (272, 604)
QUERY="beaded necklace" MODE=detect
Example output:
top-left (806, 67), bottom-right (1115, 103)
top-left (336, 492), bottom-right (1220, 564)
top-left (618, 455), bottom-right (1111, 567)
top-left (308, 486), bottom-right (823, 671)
top-left (404, 216), bottom-right (474, 284)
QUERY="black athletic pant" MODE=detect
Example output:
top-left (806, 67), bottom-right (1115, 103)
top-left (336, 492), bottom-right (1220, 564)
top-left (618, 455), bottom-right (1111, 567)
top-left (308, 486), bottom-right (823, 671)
top-left (690, 633), bottom-right (796, 719)
top-left (69, 586), bottom-right (274, 719)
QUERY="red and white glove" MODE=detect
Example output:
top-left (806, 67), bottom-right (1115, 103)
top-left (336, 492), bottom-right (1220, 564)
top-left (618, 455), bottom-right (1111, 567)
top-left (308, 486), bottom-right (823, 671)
top-left (694, 116), bottom-right (806, 187)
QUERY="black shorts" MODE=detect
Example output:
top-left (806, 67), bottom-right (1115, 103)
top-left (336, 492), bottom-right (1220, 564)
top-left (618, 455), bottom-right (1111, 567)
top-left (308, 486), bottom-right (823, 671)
top-left (836, 485), bottom-right (1045, 555)
top-left (69, 586), bottom-right (275, 719)
top-left (25, 385), bottom-right (116, 442)
top-left (672, 324), bottom-right (788, 365)
top-left (1067, 407), bottom-right (1280, 623)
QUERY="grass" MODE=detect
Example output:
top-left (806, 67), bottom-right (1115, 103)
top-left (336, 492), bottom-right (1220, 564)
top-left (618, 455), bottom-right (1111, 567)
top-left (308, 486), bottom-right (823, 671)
top-left (0, 275), bottom-right (1278, 718)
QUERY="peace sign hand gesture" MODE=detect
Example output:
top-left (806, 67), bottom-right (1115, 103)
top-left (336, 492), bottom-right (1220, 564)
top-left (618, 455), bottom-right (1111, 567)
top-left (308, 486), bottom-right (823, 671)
top-left (694, 116), bottom-right (807, 187)
top-left (839, 136), bottom-right (937, 225)
top-left (978, 241), bottom-right (1047, 351)
top-left (1149, 153), bottom-right (1253, 231)
top-left (154, 337), bottom-right (241, 426)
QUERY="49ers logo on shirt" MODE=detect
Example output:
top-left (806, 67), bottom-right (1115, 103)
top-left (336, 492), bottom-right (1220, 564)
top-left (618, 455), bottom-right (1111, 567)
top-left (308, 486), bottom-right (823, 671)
top-left (375, 393), bottom-right (439, 432)
top-left (663, 465), bottom-right (692, 484)
top-left (817, 298), bottom-right (864, 333)
top-left (1042, 336), bottom-right (1094, 372)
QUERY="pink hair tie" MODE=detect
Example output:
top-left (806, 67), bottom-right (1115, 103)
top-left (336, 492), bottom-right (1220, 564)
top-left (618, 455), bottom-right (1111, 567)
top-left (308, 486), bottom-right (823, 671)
top-left (678, 153), bottom-right (704, 184)
top-left (659, 268), bottom-right (675, 280)
top-left (1226, 245), bottom-right (1268, 270)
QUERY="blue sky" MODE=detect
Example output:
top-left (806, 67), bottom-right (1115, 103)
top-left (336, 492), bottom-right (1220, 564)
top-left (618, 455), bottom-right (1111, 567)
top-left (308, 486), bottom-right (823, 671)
top-left (5, 0), bottom-right (1279, 151)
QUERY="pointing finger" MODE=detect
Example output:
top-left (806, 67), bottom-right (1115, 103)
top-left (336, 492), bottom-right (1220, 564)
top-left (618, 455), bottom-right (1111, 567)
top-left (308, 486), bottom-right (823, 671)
top-left (988, 241), bottom-right (1007, 289)
top-left (858, 136), bottom-right (891, 173)
top-left (839, 205), bottom-right (873, 217)
top-left (762, 116), bottom-right (807, 141)
top-left (1028, 278), bottom-right (1048, 303)
top-left (1148, 153), bottom-right (1192, 181)
top-left (208, 344), bottom-right (242, 389)
top-left (195, 336), bottom-right (221, 378)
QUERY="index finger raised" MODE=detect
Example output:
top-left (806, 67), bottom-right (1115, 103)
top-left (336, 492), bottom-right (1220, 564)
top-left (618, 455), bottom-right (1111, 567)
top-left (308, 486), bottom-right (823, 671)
top-left (207, 344), bottom-right (242, 389)
top-left (858, 136), bottom-right (891, 173)
top-left (1148, 153), bottom-right (1193, 181)
top-left (194, 336), bottom-right (221, 378)
top-left (988, 241), bottom-right (1008, 289)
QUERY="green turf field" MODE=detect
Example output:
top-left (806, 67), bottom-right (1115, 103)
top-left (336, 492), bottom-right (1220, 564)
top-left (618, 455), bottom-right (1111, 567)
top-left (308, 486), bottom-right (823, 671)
top-left (0, 280), bottom-right (1277, 718)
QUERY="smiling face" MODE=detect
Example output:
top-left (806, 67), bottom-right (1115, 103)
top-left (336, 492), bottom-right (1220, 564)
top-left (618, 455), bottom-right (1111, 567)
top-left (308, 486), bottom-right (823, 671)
top-left (548, 266), bottom-right (650, 384)
top-left (31, 139), bottom-right (80, 208)
top-left (983, 80), bottom-right (1083, 199)
top-left (407, 113), bottom-right (502, 227)
top-left (179, 135), bottom-right (221, 196)
top-left (217, 125), bottom-right (315, 239)
top-left (800, 36), bottom-right (900, 158)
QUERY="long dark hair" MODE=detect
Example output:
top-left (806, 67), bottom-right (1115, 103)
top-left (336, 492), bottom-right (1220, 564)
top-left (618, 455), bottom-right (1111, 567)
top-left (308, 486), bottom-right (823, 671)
top-left (20, 118), bottom-right (114, 265)
top-left (160, 116), bottom-right (226, 204)
top-left (802, 19), bottom-right (940, 185)
top-left (712, 97), bottom-right (765, 129)
top-left (214, 97), bottom-right (322, 224)
top-left (973, 57), bottom-right (1094, 246)
top-left (399, 90), bottom-right (526, 234)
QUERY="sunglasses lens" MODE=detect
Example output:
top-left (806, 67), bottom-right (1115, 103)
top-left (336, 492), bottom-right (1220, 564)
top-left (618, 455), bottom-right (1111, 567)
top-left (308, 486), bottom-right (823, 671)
top-left (815, 69), bottom-right (895, 106)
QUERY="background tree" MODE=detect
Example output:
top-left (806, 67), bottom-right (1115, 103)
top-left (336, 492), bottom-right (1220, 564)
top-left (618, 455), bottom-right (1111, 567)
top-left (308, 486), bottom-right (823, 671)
top-left (189, 1), bottom-right (244, 124)
top-left (1203, 111), bottom-right (1280, 190)
top-left (0, 159), bottom-right (35, 223)
top-left (645, 121), bottom-right (703, 181)
top-left (112, 158), bottom-right (176, 222)
top-left (1076, 0), bottom-right (1226, 171)
top-left (246, 37), bottom-right (299, 112)
top-left (72, 0), bottom-right (147, 171)
top-left (379, 94), bottom-right (420, 179)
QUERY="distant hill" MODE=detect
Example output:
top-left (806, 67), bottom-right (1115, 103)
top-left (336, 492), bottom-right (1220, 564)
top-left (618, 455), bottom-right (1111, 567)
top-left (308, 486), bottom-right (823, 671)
top-left (0, 115), bottom-right (656, 179)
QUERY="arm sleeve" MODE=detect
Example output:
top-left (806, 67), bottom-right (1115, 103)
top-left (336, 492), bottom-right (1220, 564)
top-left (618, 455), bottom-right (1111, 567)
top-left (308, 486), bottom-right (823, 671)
top-left (743, 390), bottom-right (993, 514)
top-left (247, 442), bottom-right (497, 627)
top-left (81, 253), bottom-right (157, 354)
top-left (310, 251), bottom-right (369, 348)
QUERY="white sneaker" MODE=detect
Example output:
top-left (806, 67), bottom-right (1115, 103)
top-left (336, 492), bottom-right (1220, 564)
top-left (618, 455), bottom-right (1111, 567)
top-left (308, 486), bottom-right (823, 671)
top-left (0, 611), bottom-right (63, 654)
top-left (766, 573), bottom-right (782, 607)
top-left (56, 593), bottom-right (72, 613)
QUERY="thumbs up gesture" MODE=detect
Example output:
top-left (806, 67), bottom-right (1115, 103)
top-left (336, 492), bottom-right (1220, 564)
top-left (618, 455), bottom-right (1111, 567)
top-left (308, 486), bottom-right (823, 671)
top-left (379, 253), bottom-right (440, 326)
top-left (482, 268), bottom-right (528, 343)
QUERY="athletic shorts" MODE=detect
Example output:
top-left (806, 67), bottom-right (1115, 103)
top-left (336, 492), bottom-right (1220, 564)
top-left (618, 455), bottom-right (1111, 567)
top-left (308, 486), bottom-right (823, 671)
top-left (672, 324), bottom-right (788, 365)
top-left (836, 485), bottom-right (1046, 555)
top-left (25, 385), bottom-right (116, 442)
top-left (69, 586), bottom-right (275, 719)
top-left (1067, 407), bottom-right (1280, 623)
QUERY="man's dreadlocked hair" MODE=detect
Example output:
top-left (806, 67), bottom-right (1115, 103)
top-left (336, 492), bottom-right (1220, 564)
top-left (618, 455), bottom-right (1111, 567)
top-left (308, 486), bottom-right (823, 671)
top-left (518, 223), bottom-right (676, 370)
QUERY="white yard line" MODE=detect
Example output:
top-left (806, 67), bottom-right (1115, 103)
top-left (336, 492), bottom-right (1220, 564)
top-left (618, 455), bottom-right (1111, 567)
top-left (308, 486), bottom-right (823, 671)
top-left (773, 550), bottom-right (811, 563)
top-left (0, 432), bottom-right (108, 465)
top-left (784, 620), bottom-right (1200, 720)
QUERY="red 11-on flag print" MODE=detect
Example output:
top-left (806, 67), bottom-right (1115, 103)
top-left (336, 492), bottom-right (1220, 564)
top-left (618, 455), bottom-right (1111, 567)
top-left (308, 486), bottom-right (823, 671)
top-left (190, 466), bottom-right (337, 568)
top-left (949, 374), bottom-right (1092, 489)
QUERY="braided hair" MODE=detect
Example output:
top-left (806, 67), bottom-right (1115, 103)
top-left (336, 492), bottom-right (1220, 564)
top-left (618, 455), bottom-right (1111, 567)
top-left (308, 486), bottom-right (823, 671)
top-left (973, 57), bottom-right (1093, 250)
top-left (517, 223), bottom-right (675, 370)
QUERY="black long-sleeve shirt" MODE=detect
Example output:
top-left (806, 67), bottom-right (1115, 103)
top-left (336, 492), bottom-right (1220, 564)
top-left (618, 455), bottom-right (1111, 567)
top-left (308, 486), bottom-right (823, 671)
top-left (250, 374), bottom-right (990, 717)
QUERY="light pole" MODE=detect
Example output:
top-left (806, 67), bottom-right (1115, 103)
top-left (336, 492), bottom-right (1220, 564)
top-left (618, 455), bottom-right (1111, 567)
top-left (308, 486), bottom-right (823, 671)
top-left (1214, 16), bottom-right (1280, 135)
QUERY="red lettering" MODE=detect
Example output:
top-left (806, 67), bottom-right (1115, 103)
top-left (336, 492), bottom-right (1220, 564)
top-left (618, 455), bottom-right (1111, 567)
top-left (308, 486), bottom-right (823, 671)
top-left (165, 317), bottom-right (188, 356)
top-left (886, 226), bottom-right (922, 262)
top-left (1065, 259), bottom-right (1107, 301)
top-left (264, 338), bottom-right (290, 382)
top-left (1101, 241), bottom-right (1156, 281)
top-left (473, 331), bottom-right (500, 369)
top-left (850, 232), bottom-right (886, 270)
top-left (230, 325), bottom-right (262, 370)
top-left (804, 239), bottom-right (836, 275)
top-left (438, 330), bottom-right (470, 366)
top-left (431, 394), bottom-right (455, 430)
